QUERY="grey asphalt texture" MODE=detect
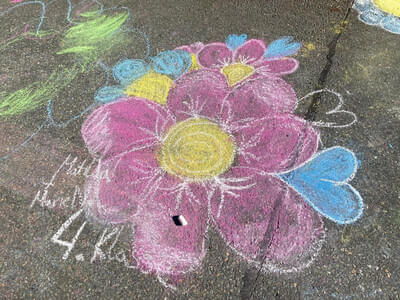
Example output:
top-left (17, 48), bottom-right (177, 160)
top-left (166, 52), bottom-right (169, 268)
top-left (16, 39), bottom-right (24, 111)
top-left (1, 0), bottom-right (400, 299)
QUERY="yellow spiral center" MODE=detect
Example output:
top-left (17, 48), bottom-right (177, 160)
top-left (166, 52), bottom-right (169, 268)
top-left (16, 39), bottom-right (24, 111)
top-left (158, 118), bottom-right (235, 180)
top-left (374, 0), bottom-right (400, 16)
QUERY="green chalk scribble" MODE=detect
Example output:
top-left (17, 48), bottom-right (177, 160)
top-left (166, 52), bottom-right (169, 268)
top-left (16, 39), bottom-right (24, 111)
top-left (1, 29), bottom-right (59, 52)
top-left (0, 11), bottom-right (129, 117)
top-left (0, 66), bottom-right (79, 117)
top-left (57, 12), bottom-right (129, 63)
top-left (78, 11), bottom-right (100, 18)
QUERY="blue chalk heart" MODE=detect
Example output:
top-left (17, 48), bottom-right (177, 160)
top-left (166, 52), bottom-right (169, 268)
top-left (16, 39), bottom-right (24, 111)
top-left (225, 34), bottom-right (247, 50)
top-left (279, 147), bottom-right (363, 224)
top-left (151, 50), bottom-right (192, 79)
top-left (112, 59), bottom-right (149, 86)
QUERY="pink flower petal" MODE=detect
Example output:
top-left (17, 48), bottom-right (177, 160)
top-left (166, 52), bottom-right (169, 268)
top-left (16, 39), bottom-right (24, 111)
top-left (255, 58), bottom-right (299, 75)
top-left (84, 151), bottom-right (177, 224)
top-left (264, 184), bottom-right (324, 268)
top-left (211, 169), bottom-right (324, 271)
top-left (233, 39), bottom-right (266, 65)
top-left (167, 69), bottom-right (229, 122)
top-left (176, 42), bottom-right (204, 54)
top-left (197, 42), bottom-right (232, 68)
top-left (234, 113), bottom-right (319, 173)
top-left (176, 46), bottom-right (193, 53)
top-left (81, 97), bottom-right (174, 158)
top-left (132, 183), bottom-right (209, 275)
top-left (220, 75), bottom-right (297, 124)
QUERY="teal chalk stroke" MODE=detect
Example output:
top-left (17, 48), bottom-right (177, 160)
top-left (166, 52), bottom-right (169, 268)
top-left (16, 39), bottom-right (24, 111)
top-left (112, 59), bottom-right (149, 86)
top-left (279, 147), bottom-right (364, 224)
top-left (95, 86), bottom-right (124, 103)
top-left (151, 50), bottom-right (191, 79)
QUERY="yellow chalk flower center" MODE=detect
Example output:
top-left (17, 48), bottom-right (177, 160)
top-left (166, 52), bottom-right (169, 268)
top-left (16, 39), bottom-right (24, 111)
top-left (221, 63), bottom-right (255, 86)
top-left (374, 0), bottom-right (400, 16)
top-left (125, 72), bottom-right (172, 105)
top-left (158, 118), bottom-right (235, 180)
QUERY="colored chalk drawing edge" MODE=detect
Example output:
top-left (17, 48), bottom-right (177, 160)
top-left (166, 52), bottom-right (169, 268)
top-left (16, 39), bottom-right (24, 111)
top-left (131, 218), bottom-right (211, 289)
top-left (207, 187), bottom-right (326, 274)
top-left (353, 0), bottom-right (400, 34)
top-left (85, 158), bottom-right (324, 278)
top-left (274, 146), bottom-right (364, 225)
top-left (213, 215), bottom-right (326, 274)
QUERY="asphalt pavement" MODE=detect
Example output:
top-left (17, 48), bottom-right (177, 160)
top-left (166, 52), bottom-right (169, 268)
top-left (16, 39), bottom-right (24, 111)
top-left (1, 0), bottom-right (400, 299)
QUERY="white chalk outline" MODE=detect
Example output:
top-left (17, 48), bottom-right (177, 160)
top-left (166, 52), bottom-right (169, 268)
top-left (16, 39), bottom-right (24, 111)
top-left (297, 89), bottom-right (358, 128)
top-left (51, 208), bottom-right (87, 260)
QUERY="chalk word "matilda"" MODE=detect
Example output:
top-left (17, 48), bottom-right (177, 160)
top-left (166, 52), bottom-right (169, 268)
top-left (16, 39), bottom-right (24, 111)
top-left (30, 155), bottom-right (109, 210)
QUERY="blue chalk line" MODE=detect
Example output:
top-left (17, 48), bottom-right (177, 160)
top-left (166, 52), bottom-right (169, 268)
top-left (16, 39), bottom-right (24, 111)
top-left (0, 1), bottom-right (46, 34)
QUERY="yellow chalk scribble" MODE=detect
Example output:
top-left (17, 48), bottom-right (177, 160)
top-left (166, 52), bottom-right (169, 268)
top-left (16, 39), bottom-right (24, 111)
top-left (299, 42), bottom-right (317, 57)
top-left (305, 43), bottom-right (316, 51)
top-left (334, 20), bottom-right (349, 34)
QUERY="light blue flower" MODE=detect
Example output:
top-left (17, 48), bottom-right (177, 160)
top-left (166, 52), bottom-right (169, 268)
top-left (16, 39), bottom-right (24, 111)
top-left (95, 50), bottom-right (192, 104)
top-left (112, 59), bottom-right (149, 86)
top-left (151, 50), bottom-right (192, 79)
top-left (354, 0), bottom-right (400, 34)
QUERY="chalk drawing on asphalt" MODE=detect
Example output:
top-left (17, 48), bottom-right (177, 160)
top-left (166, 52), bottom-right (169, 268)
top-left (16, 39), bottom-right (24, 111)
top-left (75, 34), bottom-right (364, 285)
top-left (297, 89), bottom-right (358, 128)
top-left (0, 0), bottom-right (150, 160)
top-left (29, 156), bottom-right (140, 271)
top-left (1, 1), bottom-right (365, 288)
top-left (354, 0), bottom-right (400, 34)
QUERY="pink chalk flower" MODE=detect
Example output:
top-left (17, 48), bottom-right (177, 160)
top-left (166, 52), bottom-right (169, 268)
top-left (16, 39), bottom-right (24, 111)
top-left (82, 68), bottom-right (324, 281)
top-left (179, 34), bottom-right (301, 87)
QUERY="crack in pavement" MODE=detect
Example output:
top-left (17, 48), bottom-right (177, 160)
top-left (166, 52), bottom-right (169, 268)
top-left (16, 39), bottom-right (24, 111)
top-left (239, 1), bottom-right (355, 299)
top-left (240, 189), bottom-right (284, 300)
top-left (305, 0), bottom-right (355, 121)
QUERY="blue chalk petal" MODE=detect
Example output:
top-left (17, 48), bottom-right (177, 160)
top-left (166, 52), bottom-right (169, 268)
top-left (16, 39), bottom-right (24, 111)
top-left (225, 34), bottom-right (248, 50)
top-left (112, 59), bottom-right (149, 86)
top-left (95, 86), bottom-right (125, 104)
top-left (264, 36), bottom-right (302, 59)
top-left (359, 8), bottom-right (385, 25)
top-left (279, 147), bottom-right (363, 224)
top-left (151, 50), bottom-right (192, 79)
top-left (353, 0), bottom-right (372, 11)
top-left (381, 16), bottom-right (400, 34)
